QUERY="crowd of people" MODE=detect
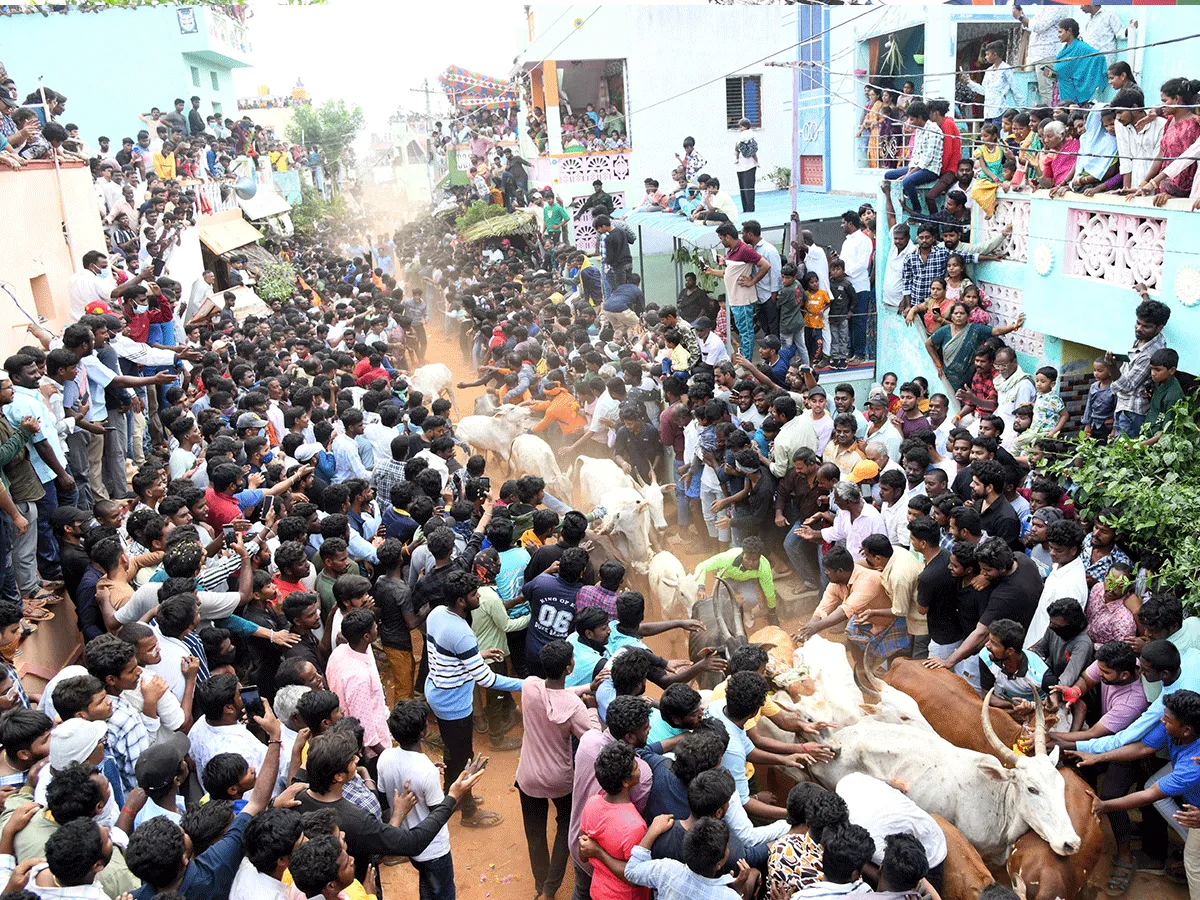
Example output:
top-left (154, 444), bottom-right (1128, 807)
top-left (858, 11), bottom-right (1200, 218)
top-left (0, 20), bottom-right (1196, 900)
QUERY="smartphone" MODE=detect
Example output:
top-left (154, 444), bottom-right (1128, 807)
top-left (241, 684), bottom-right (265, 720)
top-left (222, 525), bottom-right (236, 547)
top-left (260, 496), bottom-right (274, 519)
top-left (478, 476), bottom-right (490, 492)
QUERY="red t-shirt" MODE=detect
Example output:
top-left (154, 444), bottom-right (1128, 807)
top-left (580, 795), bottom-right (650, 900)
top-left (940, 117), bottom-right (963, 175)
top-left (356, 366), bottom-right (390, 388)
top-left (272, 575), bottom-right (307, 608)
top-left (724, 240), bottom-right (762, 266)
top-left (205, 487), bottom-right (243, 531)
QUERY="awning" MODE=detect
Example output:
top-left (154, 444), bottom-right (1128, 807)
top-left (227, 285), bottom-right (270, 321)
top-left (236, 188), bottom-right (292, 222)
top-left (198, 211), bottom-right (262, 256)
top-left (617, 189), bottom-right (875, 250)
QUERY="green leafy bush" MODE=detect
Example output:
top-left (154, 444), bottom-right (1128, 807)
top-left (1050, 397), bottom-right (1200, 608)
top-left (255, 261), bottom-right (298, 302)
top-left (455, 201), bottom-right (508, 231)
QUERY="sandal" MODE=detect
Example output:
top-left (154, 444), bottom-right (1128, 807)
top-left (1105, 859), bottom-right (1134, 896)
top-left (460, 809), bottom-right (504, 828)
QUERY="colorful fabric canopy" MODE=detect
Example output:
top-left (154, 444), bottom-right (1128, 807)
top-left (439, 65), bottom-right (519, 110)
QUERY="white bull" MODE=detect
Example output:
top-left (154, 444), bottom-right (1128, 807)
top-left (409, 363), bottom-right (459, 417)
top-left (571, 456), bottom-right (670, 574)
top-left (454, 405), bottom-right (533, 463)
top-left (572, 456), bottom-right (671, 531)
top-left (782, 636), bottom-right (932, 731)
top-left (813, 696), bottom-right (1081, 865)
top-left (508, 434), bottom-right (573, 505)
top-left (648, 551), bottom-right (701, 620)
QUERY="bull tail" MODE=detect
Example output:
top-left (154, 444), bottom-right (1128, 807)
top-left (847, 642), bottom-right (884, 705)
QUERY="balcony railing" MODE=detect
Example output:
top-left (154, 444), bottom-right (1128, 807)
top-left (979, 195), bottom-right (1030, 263)
top-left (1064, 206), bottom-right (1166, 292)
top-left (530, 151), bottom-right (631, 188)
top-left (192, 181), bottom-right (240, 215)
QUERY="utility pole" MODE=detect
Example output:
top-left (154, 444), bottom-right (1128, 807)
top-left (409, 79), bottom-right (439, 201)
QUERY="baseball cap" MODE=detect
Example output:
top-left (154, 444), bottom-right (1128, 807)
top-left (866, 389), bottom-right (889, 407)
top-left (84, 299), bottom-right (115, 316)
top-left (1032, 507), bottom-right (1065, 525)
top-left (50, 506), bottom-right (89, 530)
top-left (134, 731), bottom-right (190, 793)
top-left (293, 442), bottom-right (322, 463)
top-left (808, 385), bottom-right (826, 398)
top-left (235, 413), bottom-right (268, 430)
top-left (849, 460), bottom-right (881, 484)
top-left (760, 335), bottom-right (782, 352)
top-left (49, 719), bottom-right (107, 770)
top-left (693, 317), bottom-right (714, 331)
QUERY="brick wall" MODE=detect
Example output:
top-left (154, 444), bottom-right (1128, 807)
top-left (1059, 360), bottom-right (1092, 438)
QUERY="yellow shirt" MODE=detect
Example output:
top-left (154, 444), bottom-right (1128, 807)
top-left (803, 290), bottom-right (830, 328)
top-left (153, 152), bottom-right (176, 181)
top-left (283, 868), bottom-right (372, 900)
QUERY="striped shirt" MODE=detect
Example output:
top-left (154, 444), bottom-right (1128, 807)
top-left (424, 606), bottom-right (522, 720)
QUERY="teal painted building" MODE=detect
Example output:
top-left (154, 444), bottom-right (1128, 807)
top-left (2, 5), bottom-right (251, 146)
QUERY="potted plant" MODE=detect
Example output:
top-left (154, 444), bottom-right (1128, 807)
top-left (767, 166), bottom-right (792, 190)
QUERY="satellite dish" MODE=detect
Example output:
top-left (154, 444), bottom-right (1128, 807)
top-left (234, 177), bottom-right (258, 200)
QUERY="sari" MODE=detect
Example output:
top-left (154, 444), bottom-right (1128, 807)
top-left (1054, 39), bottom-right (1107, 105)
top-left (862, 101), bottom-right (883, 167)
top-left (1077, 110), bottom-right (1118, 183)
top-left (879, 115), bottom-right (900, 169)
top-left (1044, 138), bottom-right (1080, 187)
top-left (930, 322), bottom-right (993, 392)
top-left (1158, 114), bottom-right (1200, 197)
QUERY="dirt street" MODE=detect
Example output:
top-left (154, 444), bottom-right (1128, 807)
top-left (379, 311), bottom-right (1182, 900)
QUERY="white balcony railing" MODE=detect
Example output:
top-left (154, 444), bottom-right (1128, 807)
top-left (192, 181), bottom-right (240, 216)
top-left (979, 195), bottom-right (1031, 263)
top-left (1064, 206), bottom-right (1166, 292)
top-left (530, 151), bottom-right (632, 189)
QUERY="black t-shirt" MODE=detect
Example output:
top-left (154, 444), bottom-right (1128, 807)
top-left (239, 604), bottom-right (285, 700)
top-left (62, 544), bottom-right (90, 603)
top-left (524, 573), bottom-right (583, 667)
top-left (373, 575), bottom-right (415, 651)
top-left (958, 584), bottom-right (991, 637)
top-left (978, 554), bottom-right (1042, 633)
top-left (613, 423), bottom-right (663, 483)
top-left (979, 496), bottom-right (1022, 550)
top-left (524, 541), bottom-right (596, 585)
top-left (677, 288), bottom-right (716, 324)
top-left (917, 550), bottom-right (963, 645)
top-left (952, 465), bottom-right (974, 502)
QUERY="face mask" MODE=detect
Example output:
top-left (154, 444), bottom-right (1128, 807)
top-left (133, 304), bottom-right (149, 315)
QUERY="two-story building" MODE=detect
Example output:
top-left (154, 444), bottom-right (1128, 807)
top-left (2, 5), bottom-right (252, 145)
top-left (803, 3), bottom-right (1199, 411)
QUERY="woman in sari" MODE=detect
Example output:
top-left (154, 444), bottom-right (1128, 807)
top-left (1049, 18), bottom-right (1107, 105)
top-left (925, 301), bottom-right (1025, 392)
top-left (1058, 108), bottom-right (1119, 198)
top-left (1039, 121), bottom-right (1079, 189)
top-left (857, 87), bottom-right (884, 168)
top-left (879, 92), bottom-right (901, 168)
top-left (1145, 78), bottom-right (1200, 199)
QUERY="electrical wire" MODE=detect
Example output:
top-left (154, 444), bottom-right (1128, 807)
top-left (625, 3), bottom-right (888, 117)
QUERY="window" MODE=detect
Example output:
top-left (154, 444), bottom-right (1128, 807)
top-left (211, 102), bottom-right (223, 118)
top-left (191, 66), bottom-right (201, 88)
top-left (210, 70), bottom-right (220, 91)
top-left (28, 275), bottom-right (53, 322)
top-left (726, 76), bottom-right (761, 129)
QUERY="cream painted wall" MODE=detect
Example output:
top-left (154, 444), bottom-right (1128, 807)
top-left (0, 160), bottom-right (108, 356)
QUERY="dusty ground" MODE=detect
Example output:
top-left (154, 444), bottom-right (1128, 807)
top-left (378, 312), bottom-right (1184, 900)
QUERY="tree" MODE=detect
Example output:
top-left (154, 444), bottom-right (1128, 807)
top-left (286, 99), bottom-right (365, 164)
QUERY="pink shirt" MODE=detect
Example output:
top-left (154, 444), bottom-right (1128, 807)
top-left (569, 729), bottom-right (652, 870)
top-left (327, 643), bottom-right (391, 750)
top-left (580, 795), bottom-right (651, 900)
top-left (514, 677), bottom-right (600, 799)
top-left (1084, 660), bottom-right (1149, 734)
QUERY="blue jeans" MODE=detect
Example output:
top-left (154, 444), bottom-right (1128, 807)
top-left (412, 852), bottom-right (456, 900)
top-left (35, 481), bottom-right (69, 581)
top-left (851, 289), bottom-right (872, 360)
top-left (730, 304), bottom-right (755, 360)
top-left (781, 328), bottom-right (809, 365)
top-left (1114, 410), bottom-right (1145, 439)
top-left (885, 167), bottom-right (939, 215)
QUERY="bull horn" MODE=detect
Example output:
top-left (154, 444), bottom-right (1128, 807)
top-left (981, 689), bottom-right (1023, 766)
top-left (1032, 688), bottom-right (1048, 757)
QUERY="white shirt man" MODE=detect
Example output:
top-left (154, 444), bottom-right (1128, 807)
top-left (1082, 6), bottom-right (1130, 61)
top-left (837, 773), bottom-right (948, 869)
top-left (68, 267), bottom-right (115, 323)
top-left (188, 714), bottom-right (267, 792)
top-left (697, 329), bottom-right (730, 367)
top-left (840, 229), bottom-right (873, 294)
top-left (1024, 554), bottom-right (1088, 651)
top-left (1117, 116), bottom-right (1166, 190)
top-left (882, 237), bottom-right (915, 309)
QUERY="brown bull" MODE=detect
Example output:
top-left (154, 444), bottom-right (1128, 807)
top-left (932, 813), bottom-right (995, 900)
top-left (883, 658), bottom-right (1103, 900)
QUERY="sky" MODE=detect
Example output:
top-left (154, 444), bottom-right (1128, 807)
top-left (231, 1), bottom-right (528, 135)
